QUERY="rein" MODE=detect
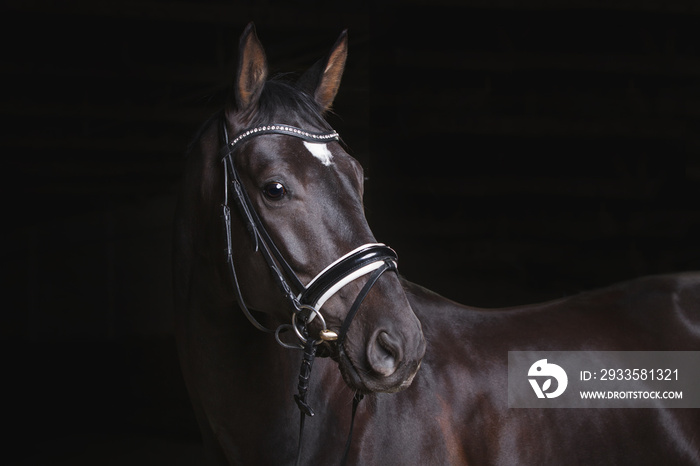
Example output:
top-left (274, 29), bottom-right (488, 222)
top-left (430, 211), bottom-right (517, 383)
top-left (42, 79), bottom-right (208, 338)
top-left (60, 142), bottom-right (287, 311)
top-left (219, 118), bottom-right (399, 465)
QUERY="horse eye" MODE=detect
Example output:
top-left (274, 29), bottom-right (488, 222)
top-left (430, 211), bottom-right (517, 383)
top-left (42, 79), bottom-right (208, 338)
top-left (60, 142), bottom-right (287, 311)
top-left (263, 181), bottom-right (286, 200)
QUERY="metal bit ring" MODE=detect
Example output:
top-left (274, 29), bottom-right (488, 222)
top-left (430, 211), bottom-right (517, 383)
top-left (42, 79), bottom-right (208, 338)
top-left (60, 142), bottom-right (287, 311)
top-left (292, 305), bottom-right (333, 345)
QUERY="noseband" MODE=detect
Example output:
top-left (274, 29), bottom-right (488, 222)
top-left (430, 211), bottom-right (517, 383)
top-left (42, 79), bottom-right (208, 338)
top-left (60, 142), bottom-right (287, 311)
top-left (219, 118), bottom-right (399, 465)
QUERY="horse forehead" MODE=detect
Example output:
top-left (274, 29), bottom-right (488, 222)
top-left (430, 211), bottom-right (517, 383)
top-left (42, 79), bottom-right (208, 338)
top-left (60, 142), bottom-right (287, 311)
top-left (242, 137), bottom-right (356, 178)
top-left (303, 141), bottom-right (334, 166)
top-left (273, 138), bottom-right (349, 169)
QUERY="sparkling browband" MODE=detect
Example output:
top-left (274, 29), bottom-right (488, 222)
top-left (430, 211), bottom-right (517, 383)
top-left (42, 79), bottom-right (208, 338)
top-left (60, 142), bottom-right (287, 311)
top-left (222, 124), bottom-right (339, 158)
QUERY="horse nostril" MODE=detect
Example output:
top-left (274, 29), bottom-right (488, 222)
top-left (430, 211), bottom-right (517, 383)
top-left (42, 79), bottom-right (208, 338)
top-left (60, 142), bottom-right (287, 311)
top-left (367, 330), bottom-right (402, 377)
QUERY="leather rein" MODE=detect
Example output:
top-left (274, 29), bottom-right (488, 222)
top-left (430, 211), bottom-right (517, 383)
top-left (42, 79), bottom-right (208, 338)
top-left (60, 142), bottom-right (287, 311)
top-left (219, 118), bottom-right (399, 465)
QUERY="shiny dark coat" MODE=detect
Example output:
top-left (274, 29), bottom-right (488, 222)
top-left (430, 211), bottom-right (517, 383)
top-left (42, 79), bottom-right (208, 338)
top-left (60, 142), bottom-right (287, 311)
top-left (174, 24), bottom-right (700, 465)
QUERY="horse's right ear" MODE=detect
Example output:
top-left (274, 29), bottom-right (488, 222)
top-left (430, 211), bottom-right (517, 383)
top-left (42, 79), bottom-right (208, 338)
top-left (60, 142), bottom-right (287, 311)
top-left (231, 23), bottom-right (268, 114)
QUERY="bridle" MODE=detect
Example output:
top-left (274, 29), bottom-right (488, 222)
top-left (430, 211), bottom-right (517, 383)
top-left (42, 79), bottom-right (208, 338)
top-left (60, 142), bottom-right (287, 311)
top-left (219, 118), bottom-right (399, 465)
top-left (220, 120), bottom-right (398, 347)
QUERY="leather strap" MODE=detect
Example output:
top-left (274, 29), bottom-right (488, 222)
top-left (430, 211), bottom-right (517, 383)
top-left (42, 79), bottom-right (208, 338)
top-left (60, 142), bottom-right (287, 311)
top-left (300, 245), bottom-right (398, 310)
top-left (338, 259), bottom-right (397, 347)
top-left (340, 392), bottom-right (364, 466)
top-left (221, 124), bottom-right (339, 158)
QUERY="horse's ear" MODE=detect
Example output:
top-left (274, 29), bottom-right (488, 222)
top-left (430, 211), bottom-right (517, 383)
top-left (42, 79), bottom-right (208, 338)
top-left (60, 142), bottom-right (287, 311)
top-left (298, 30), bottom-right (348, 113)
top-left (233, 22), bottom-right (268, 113)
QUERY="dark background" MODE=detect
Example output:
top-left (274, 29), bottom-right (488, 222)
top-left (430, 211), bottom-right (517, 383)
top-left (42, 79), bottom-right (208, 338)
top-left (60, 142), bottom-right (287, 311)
top-left (3, 1), bottom-right (699, 464)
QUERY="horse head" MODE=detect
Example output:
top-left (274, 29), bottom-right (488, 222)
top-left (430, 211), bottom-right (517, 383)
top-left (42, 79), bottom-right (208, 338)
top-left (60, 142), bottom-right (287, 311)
top-left (217, 23), bottom-right (425, 394)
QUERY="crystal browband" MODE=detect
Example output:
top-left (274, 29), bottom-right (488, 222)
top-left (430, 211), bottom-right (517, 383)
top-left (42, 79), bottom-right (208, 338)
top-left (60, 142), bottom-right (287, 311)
top-left (222, 124), bottom-right (340, 158)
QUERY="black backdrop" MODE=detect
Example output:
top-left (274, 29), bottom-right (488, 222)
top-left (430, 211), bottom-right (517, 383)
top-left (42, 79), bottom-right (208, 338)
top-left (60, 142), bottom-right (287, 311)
top-left (3, 1), bottom-right (699, 464)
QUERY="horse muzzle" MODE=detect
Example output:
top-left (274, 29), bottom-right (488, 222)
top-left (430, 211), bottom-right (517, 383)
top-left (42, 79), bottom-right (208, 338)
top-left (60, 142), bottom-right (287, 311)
top-left (297, 244), bottom-right (426, 393)
top-left (337, 318), bottom-right (425, 394)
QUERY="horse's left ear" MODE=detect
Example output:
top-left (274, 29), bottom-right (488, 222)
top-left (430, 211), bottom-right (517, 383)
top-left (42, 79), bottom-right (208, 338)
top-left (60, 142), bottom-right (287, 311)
top-left (298, 30), bottom-right (348, 113)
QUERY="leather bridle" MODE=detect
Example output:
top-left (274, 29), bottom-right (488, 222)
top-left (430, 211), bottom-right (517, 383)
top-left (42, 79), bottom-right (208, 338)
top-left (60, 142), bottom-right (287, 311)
top-left (219, 118), bottom-right (399, 465)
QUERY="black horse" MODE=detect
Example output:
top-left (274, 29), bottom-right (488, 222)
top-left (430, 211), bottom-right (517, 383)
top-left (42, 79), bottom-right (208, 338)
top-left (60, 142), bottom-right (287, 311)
top-left (174, 24), bottom-right (700, 465)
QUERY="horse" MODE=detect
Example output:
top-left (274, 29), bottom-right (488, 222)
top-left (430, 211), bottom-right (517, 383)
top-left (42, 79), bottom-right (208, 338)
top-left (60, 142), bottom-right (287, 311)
top-left (173, 23), bottom-right (700, 465)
